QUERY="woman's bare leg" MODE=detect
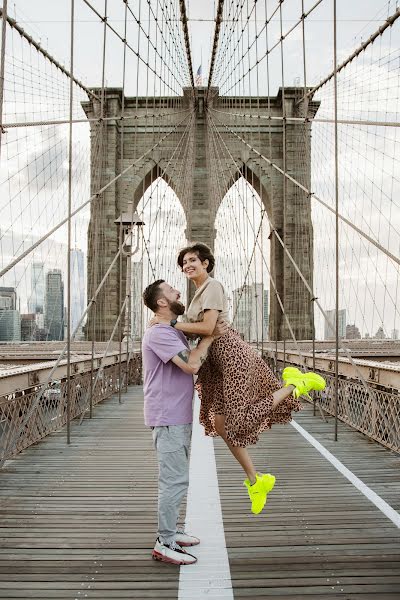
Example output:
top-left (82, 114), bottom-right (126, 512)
top-left (214, 414), bottom-right (257, 484)
top-left (271, 385), bottom-right (295, 410)
top-left (213, 386), bottom-right (295, 482)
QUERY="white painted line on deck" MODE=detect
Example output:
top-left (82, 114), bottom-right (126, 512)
top-left (291, 419), bottom-right (400, 529)
top-left (179, 394), bottom-right (234, 599)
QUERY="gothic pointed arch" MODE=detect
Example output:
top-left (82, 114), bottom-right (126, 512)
top-left (132, 162), bottom-right (184, 217)
top-left (213, 160), bottom-right (275, 230)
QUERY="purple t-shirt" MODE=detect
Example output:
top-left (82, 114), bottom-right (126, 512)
top-left (142, 324), bottom-right (194, 427)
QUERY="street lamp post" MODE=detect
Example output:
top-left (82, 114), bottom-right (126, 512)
top-left (115, 204), bottom-right (144, 393)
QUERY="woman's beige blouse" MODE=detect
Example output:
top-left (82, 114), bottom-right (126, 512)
top-left (186, 277), bottom-right (230, 324)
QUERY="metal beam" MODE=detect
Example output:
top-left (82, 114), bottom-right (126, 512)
top-left (262, 346), bottom-right (400, 391)
top-left (0, 351), bottom-right (132, 396)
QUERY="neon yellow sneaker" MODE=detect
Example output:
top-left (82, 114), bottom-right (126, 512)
top-left (244, 473), bottom-right (276, 515)
top-left (282, 367), bottom-right (326, 400)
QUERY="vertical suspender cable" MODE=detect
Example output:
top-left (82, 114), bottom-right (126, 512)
top-left (66, 0), bottom-right (75, 443)
top-left (279, 1), bottom-right (286, 349)
top-left (89, 0), bottom-right (108, 416)
top-left (301, 0), bottom-right (315, 413)
top-left (118, 0), bottom-right (129, 404)
top-left (264, 0), bottom-right (278, 372)
top-left (0, 0), bottom-right (7, 161)
top-left (333, 0), bottom-right (340, 441)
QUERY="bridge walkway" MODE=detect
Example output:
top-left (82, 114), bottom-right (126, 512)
top-left (0, 386), bottom-right (400, 599)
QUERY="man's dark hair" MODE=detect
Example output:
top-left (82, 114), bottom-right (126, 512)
top-left (142, 279), bottom-right (165, 312)
top-left (177, 242), bottom-right (215, 273)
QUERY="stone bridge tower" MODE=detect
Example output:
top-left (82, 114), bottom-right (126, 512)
top-left (82, 87), bottom-right (318, 342)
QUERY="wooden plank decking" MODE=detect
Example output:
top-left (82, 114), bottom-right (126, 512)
top-left (0, 386), bottom-right (399, 599)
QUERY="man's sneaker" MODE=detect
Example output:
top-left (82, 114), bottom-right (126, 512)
top-left (152, 538), bottom-right (197, 565)
top-left (175, 530), bottom-right (200, 547)
top-left (282, 367), bottom-right (326, 400)
top-left (244, 473), bottom-right (276, 515)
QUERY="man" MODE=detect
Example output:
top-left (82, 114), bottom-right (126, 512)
top-left (142, 279), bottom-right (227, 565)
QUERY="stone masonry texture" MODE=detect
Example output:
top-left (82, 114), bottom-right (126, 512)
top-left (82, 87), bottom-right (318, 341)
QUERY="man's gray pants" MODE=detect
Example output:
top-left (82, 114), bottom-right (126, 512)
top-left (152, 423), bottom-right (192, 545)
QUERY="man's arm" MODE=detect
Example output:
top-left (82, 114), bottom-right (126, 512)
top-left (170, 320), bottom-right (229, 374)
top-left (171, 336), bottom-right (215, 375)
top-left (174, 310), bottom-right (219, 337)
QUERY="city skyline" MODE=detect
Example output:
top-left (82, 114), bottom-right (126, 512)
top-left (0, 250), bottom-right (87, 341)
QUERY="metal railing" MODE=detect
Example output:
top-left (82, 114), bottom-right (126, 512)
top-left (263, 348), bottom-right (400, 453)
top-left (0, 351), bottom-right (142, 463)
top-left (1, 344), bottom-right (399, 464)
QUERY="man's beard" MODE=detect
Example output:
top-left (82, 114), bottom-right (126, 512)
top-left (168, 300), bottom-right (185, 316)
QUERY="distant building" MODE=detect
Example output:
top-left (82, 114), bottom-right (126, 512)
top-left (34, 312), bottom-right (47, 340)
top-left (232, 283), bottom-right (268, 343)
top-left (324, 309), bottom-right (346, 340)
top-left (391, 329), bottom-right (399, 340)
top-left (45, 269), bottom-right (64, 341)
top-left (0, 287), bottom-right (20, 341)
top-left (28, 262), bottom-right (45, 314)
top-left (0, 287), bottom-right (17, 310)
top-left (346, 323), bottom-right (361, 339)
top-left (0, 310), bottom-right (21, 341)
top-left (35, 311), bottom-right (45, 330)
top-left (374, 326), bottom-right (386, 340)
top-left (70, 248), bottom-right (86, 334)
top-left (21, 313), bottom-right (37, 341)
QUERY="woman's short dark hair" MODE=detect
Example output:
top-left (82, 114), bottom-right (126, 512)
top-left (142, 279), bottom-right (165, 312)
top-left (177, 242), bottom-right (215, 273)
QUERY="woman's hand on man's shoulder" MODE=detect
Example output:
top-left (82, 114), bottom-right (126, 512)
top-left (147, 316), bottom-right (160, 328)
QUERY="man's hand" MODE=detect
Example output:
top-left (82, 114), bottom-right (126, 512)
top-left (212, 320), bottom-right (229, 339)
top-left (148, 316), bottom-right (161, 328)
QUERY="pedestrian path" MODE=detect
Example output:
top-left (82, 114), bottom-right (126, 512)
top-left (0, 386), bottom-right (399, 599)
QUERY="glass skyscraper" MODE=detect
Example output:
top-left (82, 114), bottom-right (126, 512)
top-left (45, 270), bottom-right (64, 341)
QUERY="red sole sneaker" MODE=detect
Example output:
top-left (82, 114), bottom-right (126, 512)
top-left (151, 550), bottom-right (197, 565)
top-left (177, 540), bottom-right (200, 547)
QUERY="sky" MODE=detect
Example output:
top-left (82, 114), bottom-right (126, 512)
top-left (5, 0), bottom-right (398, 93)
top-left (0, 0), bottom-right (399, 339)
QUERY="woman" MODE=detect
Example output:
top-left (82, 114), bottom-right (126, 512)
top-left (153, 243), bottom-right (325, 514)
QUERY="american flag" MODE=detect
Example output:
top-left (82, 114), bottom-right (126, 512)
top-left (195, 65), bottom-right (202, 86)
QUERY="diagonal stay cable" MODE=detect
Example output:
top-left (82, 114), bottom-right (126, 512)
top-left (0, 111), bottom-right (192, 279)
top-left (208, 110), bottom-right (382, 405)
top-left (210, 109), bottom-right (400, 268)
top-left (78, 295), bottom-right (128, 425)
top-left (211, 0), bottom-right (247, 87)
top-left (301, 6), bottom-right (400, 103)
top-left (217, 0), bottom-right (323, 94)
top-left (81, 0), bottom-right (184, 95)
top-left (0, 8), bottom-right (99, 100)
top-left (125, 0), bottom-right (189, 88)
top-left (208, 111), bottom-right (306, 361)
top-left (0, 236), bottom-right (126, 468)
